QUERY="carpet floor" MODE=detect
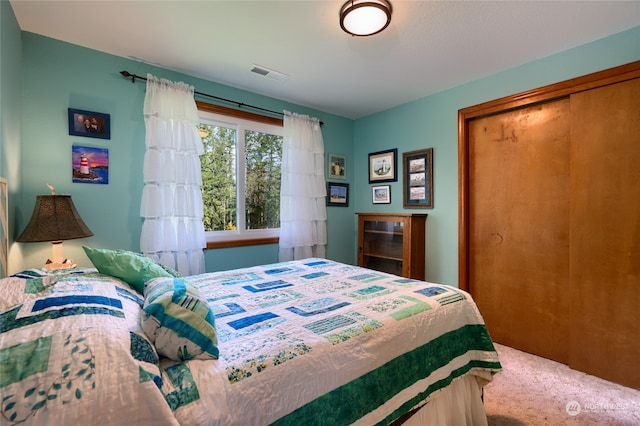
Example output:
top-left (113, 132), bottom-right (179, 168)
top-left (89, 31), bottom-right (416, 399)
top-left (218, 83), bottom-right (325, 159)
top-left (483, 343), bottom-right (640, 425)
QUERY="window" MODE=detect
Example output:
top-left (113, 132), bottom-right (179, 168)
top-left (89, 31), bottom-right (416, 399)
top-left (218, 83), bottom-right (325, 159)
top-left (197, 102), bottom-right (283, 247)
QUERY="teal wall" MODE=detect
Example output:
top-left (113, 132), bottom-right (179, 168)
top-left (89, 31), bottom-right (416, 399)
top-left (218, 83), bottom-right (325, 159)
top-left (12, 30), bottom-right (354, 274)
top-left (2, 0), bottom-right (638, 283)
top-left (352, 26), bottom-right (640, 285)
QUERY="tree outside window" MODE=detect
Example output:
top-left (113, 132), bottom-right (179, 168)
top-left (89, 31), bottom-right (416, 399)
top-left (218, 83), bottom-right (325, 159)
top-left (198, 110), bottom-right (283, 244)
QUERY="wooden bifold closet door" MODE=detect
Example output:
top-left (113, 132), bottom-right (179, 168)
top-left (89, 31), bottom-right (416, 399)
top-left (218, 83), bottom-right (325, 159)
top-left (460, 62), bottom-right (640, 388)
top-left (568, 78), bottom-right (640, 387)
top-left (468, 98), bottom-right (571, 364)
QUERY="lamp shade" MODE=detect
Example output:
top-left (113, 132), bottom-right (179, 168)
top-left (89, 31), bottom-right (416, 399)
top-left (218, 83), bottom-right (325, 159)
top-left (17, 195), bottom-right (93, 243)
top-left (340, 0), bottom-right (392, 36)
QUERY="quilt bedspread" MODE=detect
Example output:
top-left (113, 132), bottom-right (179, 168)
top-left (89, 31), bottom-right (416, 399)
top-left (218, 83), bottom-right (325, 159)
top-left (0, 269), bottom-right (179, 426)
top-left (155, 258), bottom-right (501, 426)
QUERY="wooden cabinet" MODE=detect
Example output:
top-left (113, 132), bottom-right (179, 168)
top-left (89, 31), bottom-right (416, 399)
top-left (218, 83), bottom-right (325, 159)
top-left (357, 213), bottom-right (427, 280)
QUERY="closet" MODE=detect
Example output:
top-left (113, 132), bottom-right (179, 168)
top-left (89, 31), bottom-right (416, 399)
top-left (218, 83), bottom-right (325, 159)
top-left (458, 62), bottom-right (640, 389)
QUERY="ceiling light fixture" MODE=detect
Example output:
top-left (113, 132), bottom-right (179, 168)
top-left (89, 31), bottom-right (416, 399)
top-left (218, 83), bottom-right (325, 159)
top-left (340, 0), bottom-right (392, 37)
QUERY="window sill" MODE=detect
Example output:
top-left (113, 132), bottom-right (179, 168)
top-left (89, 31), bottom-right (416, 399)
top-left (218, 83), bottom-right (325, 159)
top-left (206, 237), bottom-right (279, 249)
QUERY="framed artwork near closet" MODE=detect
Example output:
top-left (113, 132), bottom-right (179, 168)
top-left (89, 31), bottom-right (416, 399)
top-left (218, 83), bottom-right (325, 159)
top-left (403, 148), bottom-right (433, 208)
top-left (368, 148), bottom-right (397, 183)
top-left (372, 185), bottom-right (391, 204)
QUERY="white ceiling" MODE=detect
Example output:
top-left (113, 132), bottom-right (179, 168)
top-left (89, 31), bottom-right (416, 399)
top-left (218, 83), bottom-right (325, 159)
top-left (9, 1), bottom-right (640, 119)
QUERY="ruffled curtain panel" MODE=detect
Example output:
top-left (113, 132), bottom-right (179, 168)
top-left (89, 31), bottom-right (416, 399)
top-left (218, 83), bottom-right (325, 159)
top-left (279, 111), bottom-right (327, 261)
top-left (140, 74), bottom-right (206, 275)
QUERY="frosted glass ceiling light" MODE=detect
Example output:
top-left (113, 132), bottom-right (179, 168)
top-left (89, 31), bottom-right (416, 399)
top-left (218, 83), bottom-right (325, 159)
top-left (340, 0), bottom-right (392, 36)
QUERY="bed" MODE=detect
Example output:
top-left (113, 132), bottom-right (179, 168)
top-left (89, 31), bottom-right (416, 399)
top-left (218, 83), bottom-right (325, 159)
top-left (0, 255), bottom-right (501, 425)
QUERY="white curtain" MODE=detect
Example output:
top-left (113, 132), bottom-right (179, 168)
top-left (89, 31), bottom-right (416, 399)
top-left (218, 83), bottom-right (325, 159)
top-left (140, 73), bottom-right (206, 276)
top-left (279, 111), bottom-right (327, 261)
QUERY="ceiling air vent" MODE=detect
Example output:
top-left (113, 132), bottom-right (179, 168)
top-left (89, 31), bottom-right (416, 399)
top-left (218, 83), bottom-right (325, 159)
top-left (250, 64), bottom-right (289, 82)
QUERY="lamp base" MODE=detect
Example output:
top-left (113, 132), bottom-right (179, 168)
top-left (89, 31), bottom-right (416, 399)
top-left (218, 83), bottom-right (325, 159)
top-left (43, 241), bottom-right (77, 270)
top-left (44, 258), bottom-right (77, 270)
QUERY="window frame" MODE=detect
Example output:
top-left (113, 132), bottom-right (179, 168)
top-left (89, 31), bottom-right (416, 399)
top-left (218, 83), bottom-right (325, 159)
top-left (196, 101), bottom-right (283, 249)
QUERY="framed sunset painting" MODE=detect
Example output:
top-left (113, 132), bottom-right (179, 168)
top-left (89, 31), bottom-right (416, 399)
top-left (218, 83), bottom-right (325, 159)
top-left (72, 145), bottom-right (109, 184)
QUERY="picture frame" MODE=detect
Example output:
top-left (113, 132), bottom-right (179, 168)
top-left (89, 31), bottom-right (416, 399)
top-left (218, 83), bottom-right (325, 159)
top-left (368, 148), bottom-right (397, 183)
top-left (72, 145), bottom-right (110, 184)
top-left (328, 153), bottom-right (346, 180)
top-left (403, 148), bottom-right (433, 208)
top-left (68, 108), bottom-right (111, 139)
top-left (326, 182), bottom-right (349, 207)
top-left (371, 185), bottom-right (391, 204)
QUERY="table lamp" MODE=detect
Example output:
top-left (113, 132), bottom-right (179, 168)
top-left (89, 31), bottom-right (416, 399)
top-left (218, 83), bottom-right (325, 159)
top-left (17, 184), bottom-right (93, 269)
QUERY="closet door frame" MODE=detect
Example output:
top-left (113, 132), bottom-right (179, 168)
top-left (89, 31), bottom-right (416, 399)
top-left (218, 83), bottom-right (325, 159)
top-left (458, 61), bottom-right (640, 291)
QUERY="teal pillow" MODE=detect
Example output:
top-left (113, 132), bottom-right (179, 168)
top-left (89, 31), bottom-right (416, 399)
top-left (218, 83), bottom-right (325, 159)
top-left (141, 277), bottom-right (219, 361)
top-left (154, 262), bottom-right (182, 278)
top-left (83, 246), bottom-right (176, 294)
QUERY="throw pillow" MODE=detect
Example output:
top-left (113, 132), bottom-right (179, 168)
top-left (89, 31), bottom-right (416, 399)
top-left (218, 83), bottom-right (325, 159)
top-left (83, 246), bottom-right (176, 294)
top-left (140, 277), bottom-right (219, 361)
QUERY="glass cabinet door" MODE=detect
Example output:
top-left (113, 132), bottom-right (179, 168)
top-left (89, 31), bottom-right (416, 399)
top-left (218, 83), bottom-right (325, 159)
top-left (357, 213), bottom-right (427, 280)
top-left (361, 220), bottom-right (404, 276)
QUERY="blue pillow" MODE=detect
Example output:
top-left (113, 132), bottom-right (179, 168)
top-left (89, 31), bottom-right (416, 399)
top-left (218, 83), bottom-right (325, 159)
top-left (141, 277), bottom-right (219, 361)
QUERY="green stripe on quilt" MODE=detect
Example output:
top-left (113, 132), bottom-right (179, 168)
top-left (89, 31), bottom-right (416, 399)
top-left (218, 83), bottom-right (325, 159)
top-left (376, 359), bottom-right (502, 426)
top-left (271, 324), bottom-right (500, 426)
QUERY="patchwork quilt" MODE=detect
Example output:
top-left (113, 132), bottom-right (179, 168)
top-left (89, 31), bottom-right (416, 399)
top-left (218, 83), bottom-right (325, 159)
top-left (0, 269), bottom-right (179, 426)
top-left (0, 259), bottom-right (501, 426)
top-left (155, 258), bottom-right (501, 425)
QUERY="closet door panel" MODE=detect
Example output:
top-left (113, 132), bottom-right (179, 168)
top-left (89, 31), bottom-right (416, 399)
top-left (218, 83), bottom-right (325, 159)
top-left (468, 99), bottom-right (571, 363)
top-left (569, 78), bottom-right (640, 388)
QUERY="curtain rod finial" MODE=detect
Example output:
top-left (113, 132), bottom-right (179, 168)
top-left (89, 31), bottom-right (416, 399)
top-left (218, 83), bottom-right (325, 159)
top-left (120, 70), bottom-right (136, 83)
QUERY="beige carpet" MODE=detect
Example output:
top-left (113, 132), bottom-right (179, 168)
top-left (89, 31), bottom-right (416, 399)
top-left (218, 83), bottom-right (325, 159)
top-left (483, 343), bottom-right (640, 425)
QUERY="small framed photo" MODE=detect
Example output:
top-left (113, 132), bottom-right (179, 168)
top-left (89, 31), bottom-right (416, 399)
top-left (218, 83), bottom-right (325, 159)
top-left (72, 145), bottom-right (109, 184)
top-left (68, 108), bottom-right (111, 139)
top-left (368, 148), bottom-right (397, 183)
top-left (372, 185), bottom-right (391, 204)
top-left (326, 182), bottom-right (349, 207)
top-left (403, 148), bottom-right (433, 208)
top-left (328, 153), bottom-right (346, 180)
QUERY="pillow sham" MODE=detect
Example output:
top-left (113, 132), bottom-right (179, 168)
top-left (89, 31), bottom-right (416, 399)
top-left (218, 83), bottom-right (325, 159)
top-left (83, 246), bottom-right (177, 294)
top-left (141, 277), bottom-right (219, 361)
top-left (0, 271), bottom-right (171, 425)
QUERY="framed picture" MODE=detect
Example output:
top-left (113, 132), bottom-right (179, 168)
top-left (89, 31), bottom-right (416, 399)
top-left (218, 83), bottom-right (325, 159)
top-left (403, 148), bottom-right (433, 208)
top-left (368, 148), bottom-right (397, 183)
top-left (326, 182), bottom-right (349, 207)
top-left (72, 145), bottom-right (109, 184)
top-left (328, 153), bottom-right (347, 179)
top-left (371, 185), bottom-right (391, 204)
top-left (68, 108), bottom-right (111, 139)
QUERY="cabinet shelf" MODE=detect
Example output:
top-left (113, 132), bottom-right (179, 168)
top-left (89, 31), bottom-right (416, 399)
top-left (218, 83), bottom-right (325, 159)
top-left (363, 230), bottom-right (403, 236)
top-left (357, 213), bottom-right (427, 280)
top-left (363, 253), bottom-right (403, 262)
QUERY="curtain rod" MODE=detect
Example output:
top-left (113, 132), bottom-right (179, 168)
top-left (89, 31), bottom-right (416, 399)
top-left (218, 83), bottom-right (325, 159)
top-left (119, 71), bottom-right (323, 125)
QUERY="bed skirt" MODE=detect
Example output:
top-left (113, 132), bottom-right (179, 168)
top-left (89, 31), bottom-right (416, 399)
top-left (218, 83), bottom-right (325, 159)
top-left (398, 375), bottom-right (488, 426)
